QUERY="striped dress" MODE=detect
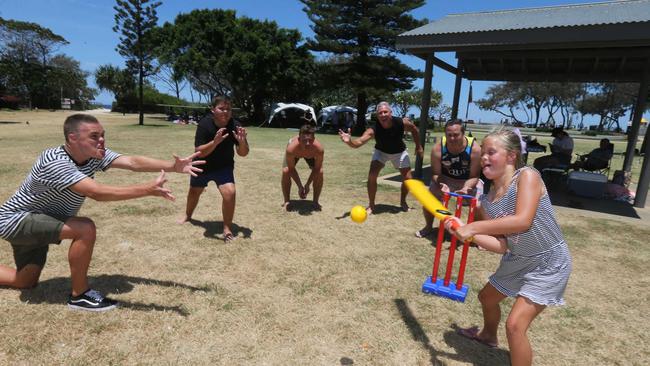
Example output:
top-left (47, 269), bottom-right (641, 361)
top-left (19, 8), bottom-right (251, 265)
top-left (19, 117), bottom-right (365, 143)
top-left (480, 167), bottom-right (572, 306)
top-left (0, 146), bottom-right (121, 239)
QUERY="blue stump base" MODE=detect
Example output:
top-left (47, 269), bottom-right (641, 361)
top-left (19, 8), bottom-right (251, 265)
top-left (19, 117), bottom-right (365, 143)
top-left (421, 276), bottom-right (468, 302)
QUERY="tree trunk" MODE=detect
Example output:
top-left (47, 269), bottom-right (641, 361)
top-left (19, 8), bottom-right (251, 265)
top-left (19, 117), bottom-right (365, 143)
top-left (138, 60), bottom-right (144, 126)
top-left (353, 92), bottom-right (367, 136)
top-left (252, 94), bottom-right (265, 124)
top-left (597, 115), bottom-right (605, 132)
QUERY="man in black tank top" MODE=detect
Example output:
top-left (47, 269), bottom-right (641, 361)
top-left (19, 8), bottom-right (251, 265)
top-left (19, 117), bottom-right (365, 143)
top-left (416, 119), bottom-right (481, 238)
top-left (339, 102), bottom-right (423, 214)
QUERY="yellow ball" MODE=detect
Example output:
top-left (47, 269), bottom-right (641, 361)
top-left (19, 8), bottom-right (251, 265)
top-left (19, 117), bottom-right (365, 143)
top-left (350, 205), bottom-right (367, 223)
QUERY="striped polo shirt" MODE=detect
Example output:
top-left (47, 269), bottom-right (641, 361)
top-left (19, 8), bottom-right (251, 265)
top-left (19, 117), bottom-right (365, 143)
top-left (0, 146), bottom-right (121, 239)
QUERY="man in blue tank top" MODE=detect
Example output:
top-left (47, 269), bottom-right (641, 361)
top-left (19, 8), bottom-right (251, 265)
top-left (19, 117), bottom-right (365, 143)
top-left (416, 119), bottom-right (481, 238)
top-left (339, 102), bottom-right (423, 214)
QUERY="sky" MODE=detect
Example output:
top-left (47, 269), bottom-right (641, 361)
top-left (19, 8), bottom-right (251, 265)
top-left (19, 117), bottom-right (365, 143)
top-left (0, 0), bottom-right (605, 124)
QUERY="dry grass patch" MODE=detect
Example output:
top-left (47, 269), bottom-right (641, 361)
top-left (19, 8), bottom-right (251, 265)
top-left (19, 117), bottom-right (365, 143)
top-left (0, 110), bottom-right (648, 365)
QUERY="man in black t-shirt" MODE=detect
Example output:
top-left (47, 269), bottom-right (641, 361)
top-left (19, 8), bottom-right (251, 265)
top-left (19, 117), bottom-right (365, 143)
top-left (178, 96), bottom-right (249, 243)
top-left (339, 102), bottom-right (423, 214)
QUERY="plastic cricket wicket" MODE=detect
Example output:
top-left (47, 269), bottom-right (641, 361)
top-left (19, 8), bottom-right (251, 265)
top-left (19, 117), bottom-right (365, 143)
top-left (421, 192), bottom-right (477, 302)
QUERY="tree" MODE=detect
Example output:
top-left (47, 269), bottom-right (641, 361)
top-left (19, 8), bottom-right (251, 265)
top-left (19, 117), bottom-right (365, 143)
top-left (310, 55), bottom-right (357, 112)
top-left (149, 23), bottom-right (189, 100)
top-left (578, 83), bottom-right (637, 132)
top-left (49, 55), bottom-right (97, 110)
top-left (0, 17), bottom-right (68, 65)
top-left (543, 83), bottom-right (586, 128)
top-left (95, 64), bottom-right (136, 110)
top-left (430, 104), bottom-right (452, 124)
top-left (226, 17), bottom-right (316, 122)
top-left (476, 83), bottom-right (528, 124)
top-left (519, 83), bottom-right (552, 127)
top-left (0, 17), bottom-right (70, 108)
top-left (301, 0), bottom-right (426, 135)
top-left (154, 9), bottom-right (316, 123)
top-left (391, 89), bottom-right (418, 117)
top-left (151, 63), bottom-right (186, 99)
top-left (113, 0), bottom-right (161, 125)
top-left (410, 87), bottom-right (442, 121)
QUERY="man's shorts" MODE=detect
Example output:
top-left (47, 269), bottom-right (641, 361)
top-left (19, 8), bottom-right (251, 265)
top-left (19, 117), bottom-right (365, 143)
top-left (372, 149), bottom-right (411, 169)
top-left (7, 213), bottom-right (65, 270)
top-left (190, 167), bottom-right (235, 187)
top-left (283, 156), bottom-right (316, 169)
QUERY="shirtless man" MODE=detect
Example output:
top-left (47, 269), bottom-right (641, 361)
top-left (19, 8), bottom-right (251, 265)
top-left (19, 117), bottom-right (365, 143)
top-left (282, 124), bottom-right (324, 210)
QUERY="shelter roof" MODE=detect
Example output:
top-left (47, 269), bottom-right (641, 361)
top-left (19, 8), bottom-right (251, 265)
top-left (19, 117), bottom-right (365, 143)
top-left (396, 0), bottom-right (650, 83)
top-left (402, 0), bottom-right (650, 36)
top-left (397, 0), bottom-right (650, 208)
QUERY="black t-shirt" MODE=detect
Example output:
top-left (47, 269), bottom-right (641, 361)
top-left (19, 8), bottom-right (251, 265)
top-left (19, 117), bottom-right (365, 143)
top-left (194, 114), bottom-right (240, 172)
top-left (372, 116), bottom-right (406, 154)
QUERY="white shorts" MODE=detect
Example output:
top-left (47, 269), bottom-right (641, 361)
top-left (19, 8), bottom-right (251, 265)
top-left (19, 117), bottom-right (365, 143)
top-left (372, 149), bottom-right (411, 169)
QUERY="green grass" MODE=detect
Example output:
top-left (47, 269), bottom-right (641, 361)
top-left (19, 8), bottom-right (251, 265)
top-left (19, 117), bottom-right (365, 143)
top-left (0, 110), bottom-right (648, 365)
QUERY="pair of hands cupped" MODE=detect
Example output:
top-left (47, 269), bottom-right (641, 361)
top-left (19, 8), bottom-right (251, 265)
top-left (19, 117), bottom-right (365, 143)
top-left (150, 151), bottom-right (207, 201)
top-left (214, 126), bottom-right (247, 145)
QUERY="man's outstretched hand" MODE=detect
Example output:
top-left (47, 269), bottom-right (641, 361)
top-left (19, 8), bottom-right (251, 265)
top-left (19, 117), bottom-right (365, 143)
top-left (151, 170), bottom-right (175, 201)
top-left (173, 151), bottom-right (205, 177)
top-left (338, 128), bottom-right (352, 144)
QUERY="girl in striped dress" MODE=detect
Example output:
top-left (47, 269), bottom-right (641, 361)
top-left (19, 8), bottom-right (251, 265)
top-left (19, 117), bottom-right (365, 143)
top-left (445, 128), bottom-right (572, 366)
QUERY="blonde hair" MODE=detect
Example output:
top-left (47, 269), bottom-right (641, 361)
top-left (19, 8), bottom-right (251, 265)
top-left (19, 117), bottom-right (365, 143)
top-left (484, 127), bottom-right (525, 169)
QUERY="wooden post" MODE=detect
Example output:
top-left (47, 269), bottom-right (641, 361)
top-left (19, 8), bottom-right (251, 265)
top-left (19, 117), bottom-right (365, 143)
top-left (415, 53), bottom-right (435, 179)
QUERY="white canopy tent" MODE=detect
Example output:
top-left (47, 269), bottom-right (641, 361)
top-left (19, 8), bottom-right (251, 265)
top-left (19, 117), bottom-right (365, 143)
top-left (317, 105), bottom-right (357, 130)
top-left (262, 103), bottom-right (317, 128)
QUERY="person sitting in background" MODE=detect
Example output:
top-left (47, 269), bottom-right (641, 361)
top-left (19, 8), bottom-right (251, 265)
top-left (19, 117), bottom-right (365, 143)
top-left (571, 138), bottom-right (613, 171)
top-left (533, 127), bottom-right (573, 171)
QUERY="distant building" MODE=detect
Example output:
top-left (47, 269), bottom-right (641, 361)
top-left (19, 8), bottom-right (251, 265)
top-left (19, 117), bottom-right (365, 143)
top-left (61, 98), bottom-right (75, 110)
top-left (0, 95), bottom-right (21, 109)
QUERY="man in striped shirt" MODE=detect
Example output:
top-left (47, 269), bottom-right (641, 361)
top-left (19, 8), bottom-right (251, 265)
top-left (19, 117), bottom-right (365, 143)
top-left (0, 114), bottom-right (204, 311)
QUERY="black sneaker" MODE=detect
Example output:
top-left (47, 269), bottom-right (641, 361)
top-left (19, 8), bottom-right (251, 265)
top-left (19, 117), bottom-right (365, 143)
top-left (67, 289), bottom-right (118, 312)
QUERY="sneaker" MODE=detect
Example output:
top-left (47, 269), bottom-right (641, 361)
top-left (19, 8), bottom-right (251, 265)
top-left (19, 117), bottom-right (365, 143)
top-left (67, 289), bottom-right (119, 312)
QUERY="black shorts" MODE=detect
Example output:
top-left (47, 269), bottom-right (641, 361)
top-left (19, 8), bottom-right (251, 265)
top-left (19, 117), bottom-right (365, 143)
top-left (190, 167), bottom-right (235, 187)
top-left (296, 157), bottom-right (316, 169)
